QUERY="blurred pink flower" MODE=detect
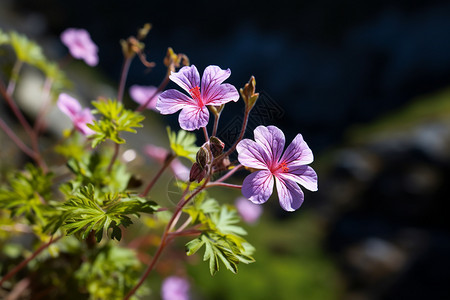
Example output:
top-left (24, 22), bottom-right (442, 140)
top-left (161, 276), bottom-right (190, 300)
top-left (235, 196), bottom-right (263, 224)
top-left (57, 93), bottom-right (95, 136)
top-left (129, 85), bottom-right (161, 110)
top-left (144, 144), bottom-right (189, 181)
top-left (60, 28), bottom-right (98, 66)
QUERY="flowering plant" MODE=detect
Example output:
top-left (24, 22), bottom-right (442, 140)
top-left (0, 25), bottom-right (317, 299)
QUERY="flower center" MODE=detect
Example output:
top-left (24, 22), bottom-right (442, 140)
top-left (280, 162), bottom-right (289, 172)
top-left (189, 86), bottom-right (203, 106)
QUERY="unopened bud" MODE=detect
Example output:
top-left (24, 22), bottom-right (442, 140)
top-left (137, 23), bottom-right (152, 40)
top-left (209, 136), bottom-right (224, 157)
top-left (196, 145), bottom-right (211, 169)
top-left (240, 76), bottom-right (259, 111)
top-left (189, 163), bottom-right (207, 183)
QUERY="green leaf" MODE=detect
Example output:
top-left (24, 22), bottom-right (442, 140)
top-left (53, 184), bottom-right (158, 242)
top-left (184, 199), bottom-right (255, 275)
top-left (0, 164), bottom-right (54, 226)
top-left (9, 31), bottom-right (46, 66)
top-left (167, 126), bottom-right (199, 162)
top-left (88, 99), bottom-right (145, 148)
top-left (0, 29), bottom-right (9, 45)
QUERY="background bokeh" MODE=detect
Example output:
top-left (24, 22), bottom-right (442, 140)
top-left (2, 0), bottom-right (450, 299)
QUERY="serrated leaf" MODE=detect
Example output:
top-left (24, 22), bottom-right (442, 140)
top-left (167, 127), bottom-right (199, 162)
top-left (56, 184), bottom-right (158, 242)
top-left (89, 99), bottom-right (144, 148)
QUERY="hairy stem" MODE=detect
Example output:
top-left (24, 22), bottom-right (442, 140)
top-left (206, 182), bottom-right (242, 189)
top-left (202, 126), bottom-right (209, 142)
top-left (33, 77), bottom-right (53, 134)
top-left (107, 143), bottom-right (120, 174)
top-left (0, 236), bottom-right (62, 288)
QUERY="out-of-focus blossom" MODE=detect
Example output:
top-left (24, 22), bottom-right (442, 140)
top-left (129, 85), bottom-right (161, 110)
top-left (57, 93), bottom-right (95, 136)
top-left (161, 276), bottom-right (190, 300)
top-left (144, 144), bottom-right (189, 181)
top-left (156, 65), bottom-right (239, 131)
top-left (237, 125), bottom-right (318, 211)
top-left (235, 196), bottom-right (263, 224)
top-left (60, 28), bottom-right (99, 66)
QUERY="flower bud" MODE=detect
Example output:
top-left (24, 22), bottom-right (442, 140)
top-left (209, 136), bottom-right (224, 157)
top-left (240, 76), bottom-right (259, 111)
top-left (196, 145), bottom-right (211, 169)
top-left (189, 162), bottom-right (207, 183)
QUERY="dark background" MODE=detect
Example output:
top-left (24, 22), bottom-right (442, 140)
top-left (3, 0), bottom-right (450, 298)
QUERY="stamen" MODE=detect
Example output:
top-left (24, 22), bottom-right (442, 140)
top-left (189, 86), bottom-right (203, 105)
top-left (280, 162), bottom-right (289, 172)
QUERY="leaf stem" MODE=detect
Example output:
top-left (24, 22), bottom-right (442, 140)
top-left (0, 235), bottom-right (62, 288)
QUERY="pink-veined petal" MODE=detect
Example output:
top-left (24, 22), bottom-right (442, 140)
top-left (169, 65), bottom-right (200, 94)
top-left (129, 85), bottom-right (160, 110)
top-left (275, 176), bottom-right (304, 211)
top-left (201, 66), bottom-right (233, 101)
top-left (278, 165), bottom-right (318, 191)
top-left (281, 133), bottom-right (314, 166)
top-left (178, 105), bottom-right (209, 131)
top-left (157, 89), bottom-right (196, 114)
top-left (57, 93), bottom-right (82, 119)
top-left (254, 125), bottom-right (285, 166)
top-left (236, 139), bottom-right (270, 170)
top-left (204, 83), bottom-right (239, 106)
top-left (242, 170), bottom-right (274, 204)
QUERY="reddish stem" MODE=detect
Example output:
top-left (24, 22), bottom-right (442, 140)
top-left (124, 180), bottom-right (208, 300)
top-left (139, 155), bottom-right (175, 197)
top-left (0, 236), bottom-right (62, 288)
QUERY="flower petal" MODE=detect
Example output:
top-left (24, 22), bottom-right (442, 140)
top-left (204, 83), bottom-right (239, 106)
top-left (275, 176), bottom-right (304, 211)
top-left (281, 133), bottom-right (314, 166)
top-left (278, 165), bottom-right (318, 191)
top-left (242, 170), bottom-right (274, 204)
top-left (237, 139), bottom-right (270, 170)
top-left (157, 89), bottom-right (195, 114)
top-left (74, 108), bottom-right (95, 136)
top-left (57, 93), bottom-right (82, 119)
top-left (61, 28), bottom-right (98, 66)
top-left (254, 125), bottom-right (285, 165)
top-left (169, 65), bottom-right (200, 94)
top-left (129, 85), bottom-right (160, 110)
top-left (178, 105), bottom-right (209, 131)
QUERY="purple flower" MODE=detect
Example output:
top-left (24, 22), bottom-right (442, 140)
top-left (60, 28), bottom-right (98, 66)
top-left (156, 65), bottom-right (239, 131)
top-left (236, 125), bottom-right (318, 211)
top-left (161, 276), bottom-right (190, 300)
top-left (57, 93), bottom-right (95, 136)
top-left (144, 144), bottom-right (189, 181)
top-left (235, 196), bottom-right (263, 224)
top-left (129, 85), bottom-right (161, 110)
